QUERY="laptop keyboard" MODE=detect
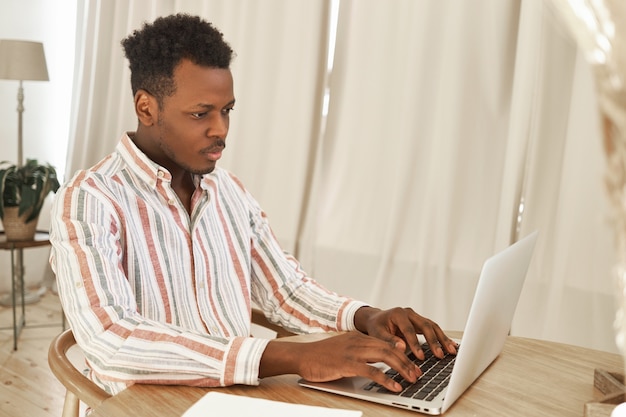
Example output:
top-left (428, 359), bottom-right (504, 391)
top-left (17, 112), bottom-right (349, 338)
top-left (363, 343), bottom-right (458, 401)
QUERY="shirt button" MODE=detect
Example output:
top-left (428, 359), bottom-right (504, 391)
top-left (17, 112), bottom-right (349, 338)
top-left (168, 199), bottom-right (175, 205)
top-left (157, 171), bottom-right (164, 178)
top-left (75, 281), bottom-right (83, 288)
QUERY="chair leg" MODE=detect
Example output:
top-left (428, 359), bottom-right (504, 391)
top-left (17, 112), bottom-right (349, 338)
top-left (61, 390), bottom-right (80, 417)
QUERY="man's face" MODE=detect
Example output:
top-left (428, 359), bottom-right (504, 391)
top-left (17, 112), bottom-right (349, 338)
top-left (155, 59), bottom-right (235, 175)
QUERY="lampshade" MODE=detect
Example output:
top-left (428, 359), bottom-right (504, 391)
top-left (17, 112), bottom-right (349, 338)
top-left (0, 39), bottom-right (49, 81)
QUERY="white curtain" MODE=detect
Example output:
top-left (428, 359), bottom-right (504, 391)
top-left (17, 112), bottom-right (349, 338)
top-left (66, 0), bottom-right (618, 353)
top-left (67, 0), bottom-right (173, 176)
top-left (299, 0), bottom-right (524, 333)
top-left (510, 1), bottom-right (616, 350)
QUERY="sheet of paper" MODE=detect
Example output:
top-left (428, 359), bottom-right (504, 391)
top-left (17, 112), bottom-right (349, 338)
top-left (182, 391), bottom-right (363, 417)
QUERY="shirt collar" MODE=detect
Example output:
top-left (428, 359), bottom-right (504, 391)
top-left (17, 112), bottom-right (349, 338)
top-left (117, 132), bottom-right (218, 189)
top-left (117, 132), bottom-right (169, 185)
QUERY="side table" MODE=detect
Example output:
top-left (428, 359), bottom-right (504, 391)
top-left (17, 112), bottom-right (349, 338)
top-left (0, 231), bottom-right (63, 350)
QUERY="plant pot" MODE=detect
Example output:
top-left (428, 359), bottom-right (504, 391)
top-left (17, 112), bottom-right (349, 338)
top-left (2, 206), bottom-right (38, 241)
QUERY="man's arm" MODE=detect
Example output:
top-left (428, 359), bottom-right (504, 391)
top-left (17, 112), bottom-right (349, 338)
top-left (239, 172), bottom-right (367, 334)
top-left (49, 177), bottom-right (270, 393)
top-left (239, 173), bottom-right (456, 390)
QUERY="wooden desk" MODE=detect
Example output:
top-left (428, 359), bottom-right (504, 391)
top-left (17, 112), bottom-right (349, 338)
top-left (89, 332), bottom-right (624, 416)
top-left (0, 231), bottom-right (56, 350)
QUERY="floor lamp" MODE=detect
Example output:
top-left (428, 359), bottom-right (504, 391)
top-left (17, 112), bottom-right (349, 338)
top-left (0, 39), bottom-right (49, 305)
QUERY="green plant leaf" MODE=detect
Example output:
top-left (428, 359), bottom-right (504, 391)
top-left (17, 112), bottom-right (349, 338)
top-left (0, 159), bottom-right (61, 222)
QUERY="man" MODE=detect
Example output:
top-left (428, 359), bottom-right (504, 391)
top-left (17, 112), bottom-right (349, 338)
top-left (50, 13), bottom-right (457, 396)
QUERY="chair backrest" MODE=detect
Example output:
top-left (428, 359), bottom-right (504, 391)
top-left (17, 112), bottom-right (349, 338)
top-left (251, 307), bottom-right (296, 338)
top-left (47, 329), bottom-right (111, 411)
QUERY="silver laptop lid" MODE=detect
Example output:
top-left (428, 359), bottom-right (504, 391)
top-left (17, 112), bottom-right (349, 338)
top-left (441, 231), bottom-right (538, 412)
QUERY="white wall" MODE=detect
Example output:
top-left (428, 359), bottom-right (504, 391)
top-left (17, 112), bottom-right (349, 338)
top-left (0, 0), bottom-right (77, 292)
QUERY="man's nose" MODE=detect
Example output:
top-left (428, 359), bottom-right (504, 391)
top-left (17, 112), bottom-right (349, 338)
top-left (208, 113), bottom-right (228, 138)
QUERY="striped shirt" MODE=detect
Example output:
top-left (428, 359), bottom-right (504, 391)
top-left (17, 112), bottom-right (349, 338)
top-left (49, 133), bottom-right (365, 395)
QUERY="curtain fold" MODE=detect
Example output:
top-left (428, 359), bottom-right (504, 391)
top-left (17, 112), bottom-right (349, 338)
top-left (503, 0), bottom-right (616, 352)
top-left (66, 0), bottom-right (618, 353)
top-left (300, 0), bottom-right (523, 331)
top-left (66, 0), bottom-right (176, 179)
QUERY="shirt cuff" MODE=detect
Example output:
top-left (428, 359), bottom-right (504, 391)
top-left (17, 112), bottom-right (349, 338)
top-left (223, 336), bottom-right (271, 386)
top-left (338, 300), bottom-right (369, 332)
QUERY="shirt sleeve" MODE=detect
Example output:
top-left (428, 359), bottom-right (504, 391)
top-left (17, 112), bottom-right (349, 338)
top-left (239, 179), bottom-right (368, 334)
top-left (49, 176), bottom-right (270, 395)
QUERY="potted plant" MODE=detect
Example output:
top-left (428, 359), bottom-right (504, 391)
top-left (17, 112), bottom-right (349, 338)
top-left (0, 159), bottom-right (61, 241)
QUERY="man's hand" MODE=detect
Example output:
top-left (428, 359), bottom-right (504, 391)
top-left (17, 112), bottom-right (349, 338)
top-left (354, 306), bottom-right (458, 362)
top-left (258, 307), bottom-right (457, 392)
top-left (259, 331), bottom-right (420, 392)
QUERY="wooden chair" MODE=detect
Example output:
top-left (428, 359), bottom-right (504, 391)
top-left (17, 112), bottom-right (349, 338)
top-left (48, 308), bottom-right (295, 417)
top-left (47, 329), bottom-right (110, 417)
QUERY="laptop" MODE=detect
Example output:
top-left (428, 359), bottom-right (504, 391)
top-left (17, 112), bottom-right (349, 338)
top-left (299, 231), bottom-right (538, 415)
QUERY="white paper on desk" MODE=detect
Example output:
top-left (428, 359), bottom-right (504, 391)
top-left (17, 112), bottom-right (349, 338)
top-left (182, 391), bottom-right (362, 417)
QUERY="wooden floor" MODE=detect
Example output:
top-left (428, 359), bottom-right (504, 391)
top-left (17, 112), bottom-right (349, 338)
top-left (0, 291), bottom-right (66, 417)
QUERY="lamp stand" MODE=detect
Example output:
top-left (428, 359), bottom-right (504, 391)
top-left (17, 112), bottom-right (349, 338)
top-left (0, 80), bottom-right (41, 306)
top-left (17, 80), bottom-right (24, 166)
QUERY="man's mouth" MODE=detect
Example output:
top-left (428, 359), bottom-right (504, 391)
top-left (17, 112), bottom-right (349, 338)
top-left (202, 141), bottom-right (225, 161)
top-left (204, 148), bottom-right (223, 161)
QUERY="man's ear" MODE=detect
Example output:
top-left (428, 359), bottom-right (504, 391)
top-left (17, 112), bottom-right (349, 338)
top-left (135, 90), bottom-right (158, 126)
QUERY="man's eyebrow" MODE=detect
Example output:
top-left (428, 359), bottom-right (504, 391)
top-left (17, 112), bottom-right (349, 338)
top-left (194, 99), bottom-right (236, 109)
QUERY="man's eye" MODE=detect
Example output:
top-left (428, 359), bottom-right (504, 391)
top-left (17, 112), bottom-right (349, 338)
top-left (191, 112), bottom-right (207, 119)
top-left (222, 107), bottom-right (234, 115)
